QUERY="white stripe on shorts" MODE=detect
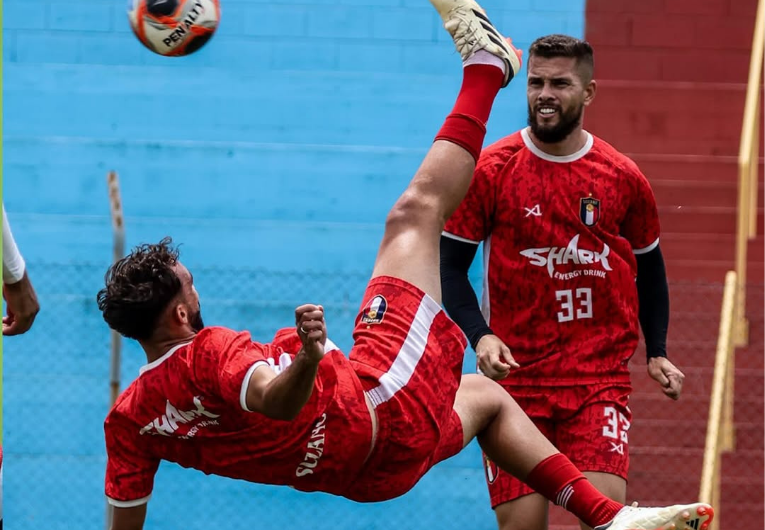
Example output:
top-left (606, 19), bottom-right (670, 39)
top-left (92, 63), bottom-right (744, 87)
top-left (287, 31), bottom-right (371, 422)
top-left (365, 293), bottom-right (441, 408)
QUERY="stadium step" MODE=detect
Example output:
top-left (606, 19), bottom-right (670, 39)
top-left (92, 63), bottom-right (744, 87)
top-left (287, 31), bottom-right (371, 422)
top-left (628, 366), bottom-right (762, 395)
top-left (585, 0), bottom-right (758, 85)
top-left (628, 367), bottom-right (764, 401)
top-left (652, 179), bottom-right (739, 207)
top-left (629, 420), bottom-right (763, 451)
top-left (640, 282), bottom-right (764, 319)
top-left (664, 260), bottom-right (764, 283)
top-left (660, 234), bottom-right (765, 265)
top-left (628, 394), bottom-right (764, 432)
top-left (631, 154), bottom-right (764, 185)
top-left (633, 342), bottom-right (764, 373)
top-left (632, 295), bottom-right (764, 344)
top-left (584, 46), bottom-right (753, 85)
top-left (631, 342), bottom-right (717, 368)
top-left (586, 82), bottom-right (749, 156)
top-left (658, 205), bottom-right (765, 235)
top-left (627, 447), bottom-right (762, 494)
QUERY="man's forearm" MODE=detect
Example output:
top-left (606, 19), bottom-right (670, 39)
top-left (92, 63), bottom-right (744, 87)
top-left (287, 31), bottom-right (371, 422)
top-left (636, 245), bottom-right (669, 360)
top-left (260, 350), bottom-right (321, 421)
top-left (440, 235), bottom-right (493, 349)
top-left (443, 274), bottom-right (493, 349)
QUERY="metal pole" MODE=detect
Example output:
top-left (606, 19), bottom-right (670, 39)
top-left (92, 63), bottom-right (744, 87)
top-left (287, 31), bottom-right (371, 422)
top-left (105, 171), bottom-right (126, 530)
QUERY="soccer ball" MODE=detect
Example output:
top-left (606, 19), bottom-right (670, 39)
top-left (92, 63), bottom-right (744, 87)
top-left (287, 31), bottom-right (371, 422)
top-left (127, 0), bottom-right (220, 57)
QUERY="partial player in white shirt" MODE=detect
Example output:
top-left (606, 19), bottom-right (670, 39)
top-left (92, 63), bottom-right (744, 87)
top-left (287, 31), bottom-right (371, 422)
top-left (3, 203), bottom-right (40, 336)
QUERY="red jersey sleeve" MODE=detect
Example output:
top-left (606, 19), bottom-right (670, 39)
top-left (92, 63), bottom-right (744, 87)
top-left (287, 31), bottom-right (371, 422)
top-left (621, 165), bottom-right (661, 253)
top-left (104, 417), bottom-right (160, 506)
top-left (443, 147), bottom-right (502, 243)
top-left (191, 327), bottom-right (272, 411)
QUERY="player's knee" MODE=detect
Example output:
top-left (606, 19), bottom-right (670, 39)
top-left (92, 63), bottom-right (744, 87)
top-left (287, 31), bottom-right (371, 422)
top-left (470, 374), bottom-right (507, 402)
top-left (386, 188), bottom-right (445, 234)
top-left (459, 375), bottom-right (507, 416)
top-left (464, 375), bottom-right (527, 426)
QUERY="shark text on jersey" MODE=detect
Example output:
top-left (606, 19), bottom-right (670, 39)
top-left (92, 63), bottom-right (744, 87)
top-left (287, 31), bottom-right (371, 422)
top-left (140, 396), bottom-right (221, 437)
top-left (520, 234), bottom-right (612, 279)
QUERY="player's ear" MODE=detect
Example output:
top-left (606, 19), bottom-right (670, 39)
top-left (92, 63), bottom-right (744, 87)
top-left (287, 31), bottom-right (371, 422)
top-left (584, 79), bottom-right (596, 107)
top-left (173, 303), bottom-right (189, 326)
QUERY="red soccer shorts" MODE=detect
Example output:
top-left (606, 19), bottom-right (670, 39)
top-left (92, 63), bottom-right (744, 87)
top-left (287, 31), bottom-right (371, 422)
top-left (343, 276), bottom-right (468, 502)
top-left (483, 384), bottom-right (632, 508)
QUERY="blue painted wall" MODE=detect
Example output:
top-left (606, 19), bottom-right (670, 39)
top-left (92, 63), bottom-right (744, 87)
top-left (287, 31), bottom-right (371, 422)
top-left (2, 1), bottom-right (584, 528)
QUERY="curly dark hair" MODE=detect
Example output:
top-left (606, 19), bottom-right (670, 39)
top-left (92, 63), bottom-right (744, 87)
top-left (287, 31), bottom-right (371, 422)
top-left (528, 34), bottom-right (594, 82)
top-left (96, 237), bottom-right (182, 340)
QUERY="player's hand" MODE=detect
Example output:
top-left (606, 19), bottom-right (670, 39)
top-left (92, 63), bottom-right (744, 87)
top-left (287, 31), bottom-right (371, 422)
top-left (3, 272), bottom-right (40, 336)
top-left (295, 304), bottom-right (326, 363)
top-left (475, 334), bottom-right (519, 380)
top-left (647, 357), bottom-right (684, 400)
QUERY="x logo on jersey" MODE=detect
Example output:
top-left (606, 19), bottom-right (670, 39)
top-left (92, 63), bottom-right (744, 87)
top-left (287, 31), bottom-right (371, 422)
top-left (524, 204), bottom-right (542, 217)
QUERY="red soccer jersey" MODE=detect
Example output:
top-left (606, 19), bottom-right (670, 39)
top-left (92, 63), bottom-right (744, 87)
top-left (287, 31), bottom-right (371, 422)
top-left (444, 128), bottom-right (661, 386)
top-left (104, 327), bottom-right (373, 507)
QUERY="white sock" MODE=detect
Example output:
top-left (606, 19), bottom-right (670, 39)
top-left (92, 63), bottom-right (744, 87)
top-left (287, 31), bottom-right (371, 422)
top-left (464, 50), bottom-right (506, 77)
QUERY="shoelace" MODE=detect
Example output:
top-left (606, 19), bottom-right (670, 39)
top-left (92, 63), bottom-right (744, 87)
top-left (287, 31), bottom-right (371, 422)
top-left (444, 8), bottom-right (486, 58)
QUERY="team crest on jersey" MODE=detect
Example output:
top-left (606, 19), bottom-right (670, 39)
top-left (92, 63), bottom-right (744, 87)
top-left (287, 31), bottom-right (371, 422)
top-left (484, 455), bottom-right (499, 484)
top-left (580, 197), bottom-right (601, 226)
top-left (361, 295), bottom-right (387, 324)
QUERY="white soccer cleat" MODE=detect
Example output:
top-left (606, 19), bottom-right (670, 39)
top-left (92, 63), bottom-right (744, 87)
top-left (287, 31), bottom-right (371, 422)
top-left (595, 502), bottom-right (714, 530)
top-left (429, 0), bottom-right (522, 87)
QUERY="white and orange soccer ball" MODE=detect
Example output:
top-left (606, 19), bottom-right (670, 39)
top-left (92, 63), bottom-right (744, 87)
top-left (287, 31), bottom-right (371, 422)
top-left (127, 0), bottom-right (221, 57)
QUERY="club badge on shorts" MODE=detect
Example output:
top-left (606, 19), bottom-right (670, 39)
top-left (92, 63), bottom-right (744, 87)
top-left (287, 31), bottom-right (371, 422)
top-left (361, 295), bottom-right (387, 324)
top-left (580, 197), bottom-right (601, 226)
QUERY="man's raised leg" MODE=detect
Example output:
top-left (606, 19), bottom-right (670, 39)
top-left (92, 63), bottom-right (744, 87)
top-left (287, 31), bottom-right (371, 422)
top-left (370, 0), bottom-right (521, 304)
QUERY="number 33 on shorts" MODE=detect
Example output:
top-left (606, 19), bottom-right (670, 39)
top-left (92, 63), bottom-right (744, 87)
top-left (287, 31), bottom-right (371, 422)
top-left (602, 405), bottom-right (630, 453)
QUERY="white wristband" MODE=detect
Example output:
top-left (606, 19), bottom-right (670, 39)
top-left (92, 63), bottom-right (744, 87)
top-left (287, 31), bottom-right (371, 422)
top-left (3, 204), bottom-right (26, 284)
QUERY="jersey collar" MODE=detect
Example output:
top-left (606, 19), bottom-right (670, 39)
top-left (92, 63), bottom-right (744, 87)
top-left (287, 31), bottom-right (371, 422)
top-left (521, 127), bottom-right (593, 163)
top-left (139, 341), bottom-right (193, 375)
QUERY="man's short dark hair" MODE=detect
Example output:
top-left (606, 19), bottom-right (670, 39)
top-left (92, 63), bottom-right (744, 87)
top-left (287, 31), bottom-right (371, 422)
top-left (528, 34), bottom-right (594, 82)
top-left (97, 237), bottom-right (182, 341)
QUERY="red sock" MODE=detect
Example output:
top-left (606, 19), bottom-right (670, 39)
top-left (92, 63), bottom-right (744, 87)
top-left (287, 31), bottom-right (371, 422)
top-left (434, 64), bottom-right (505, 161)
top-left (524, 454), bottom-right (624, 528)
